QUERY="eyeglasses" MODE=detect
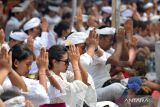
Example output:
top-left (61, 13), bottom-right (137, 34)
top-left (56, 59), bottom-right (69, 65)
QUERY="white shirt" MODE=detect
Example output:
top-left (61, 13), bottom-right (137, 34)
top-left (80, 50), bottom-right (112, 89)
top-left (33, 32), bottom-right (48, 57)
top-left (2, 77), bottom-right (50, 107)
top-left (47, 31), bottom-right (57, 49)
top-left (67, 63), bottom-right (97, 107)
top-left (56, 38), bottom-right (65, 45)
top-left (45, 14), bottom-right (61, 31)
top-left (5, 17), bottom-right (24, 41)
top-left (24, 32), bottom-right (48, 57)
top-left (0, 85), bottom-right (4, 95)
top-left (49, 71), bottom-right (88, 107)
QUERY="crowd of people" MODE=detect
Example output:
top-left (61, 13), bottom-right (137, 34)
top-left (0, 0), bottom-right (160, 107)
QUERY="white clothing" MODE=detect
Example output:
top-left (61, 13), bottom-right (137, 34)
top-left (23, 17), bottom-right (40, 31)
top-left (96, 83), bottom-right (126, 101)
top-left (81, 50), bottom-right (111, 88)
top-left (45, 14), bottom-right (61, 30)
top-left (49, 71), bottom-right (88, 107)
top-left (0, 85), bottom-right (4, 95)
top-left (80, 49), bottom-right (126, 102)
top-left (67, 63), bottom-right (97, 107)
top-left (96, 101), bottom-right (119, 107)
top-left (2, 77), bottom-right (50, 107)
top-left (33, 32), bottom-right (48, 57)
top-left (57, 38), bottom-right (65, 45)
top-left (5, 17), bottom-right (24, 41)
top-left (25, 32), bottom-right (48, 57)
top-left (47, 31), bottom-right (57, 49)
top-left (4, 96), bottom-right (26, 107)
top-left (65, 32), bottom-right (88, 46)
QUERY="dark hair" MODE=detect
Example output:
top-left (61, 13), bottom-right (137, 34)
top-left (102, 16), bottom-right (111, 26)
top-left (139, 21), bottom-right (150, 31)
top-left (0, 90), bottom-right (20, 101)
top-left (23, 27), bottom-right (34, 35)
top-left (62, 12), bottom-right (72, 20)
top-left (54, 21), bottom-right (70, 38)
top-left (136, 86), bottom-right (152, 95)
top-left (48, 45), bottom-right (68, 68)
top-left (10, 44), bottom-right (34, 69)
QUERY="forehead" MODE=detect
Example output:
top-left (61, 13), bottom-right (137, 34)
top-left (20, 55), bottom-right (34, 62)
top-left (100, 35), bottom-right (113, 39)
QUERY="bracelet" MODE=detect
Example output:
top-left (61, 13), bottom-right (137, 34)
top-left (73, 69), bottom-right (80, 71)
top-left (39, 73), bottom-right (46, 75)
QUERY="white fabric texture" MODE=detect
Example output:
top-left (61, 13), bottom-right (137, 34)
top-left (2, 77), bottom-right (50, 107)
top-left (80, 48), bottom-right (127, 102)
top-left (23, 17), bottom-right (40, 31)
top-left (45, 14), bottom-right (61, 29)
top-left (96, 27), bottom-right (116, 35)
top-left (49, 71), bottom-right (88, 107)
top-left (96, 101), bottom-right (119, 107)
top-left (47, 31), bottom-right (57, 49)
top-left (57, 38), bottom-right (65, 45)
top-left (96, 83), bottom-right (126, 101)
top-left (11, 6), bottom-right (25, 13)
top-left (24, 32), bottom-right (48, 57)
top-left (67, 63), bottom-right (97, 107)
top-left (101, 6), bottom-right (112, 14)
top-left (84, 50), bottom-right (111, 88)
top-left (5, 17), bottom-right (24, 41)
top-left (10, 31), bottom-right (27, 41)
top-left (65, 32), bottom-right (88, 46)
top-left (4, 96), bottom-right (25, 107)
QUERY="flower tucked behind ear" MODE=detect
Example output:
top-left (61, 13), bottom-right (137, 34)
top-left (65, 40), bottom-right (73, 46)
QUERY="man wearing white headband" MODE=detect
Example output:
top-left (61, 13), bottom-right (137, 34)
top-left (23, 17), bottom-right (49, 75)
top-left (9, 30), bottom-right (27, 48)
top-left (44, 5), bottom-right (61, 31)
top-left (65, 30), bottom-right (121, 106)
top-left (141, 2), bottom-right (154, 21)
top-left (67, 27), bottom-right (128, 102)
top-left (65, 31), bottom-right (98, 107)
top-left (23, 17), bottom-right (49, 57)
top-left (5, 5), bottom-right (25, 42)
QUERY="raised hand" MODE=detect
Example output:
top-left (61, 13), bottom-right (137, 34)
top-left (128, 36), bottom-right (137, 48)
top-left (124, 19), bottom-right (133, 39)
top-left (27, 35), bottom-right (34, 51)
top-left (86, 28), bottom-right (99, 48)
top-left (68, 45), bottom-right (82, 81)
top-left (68, 45), bottom-right (80, 64)
top-left (76, 6), bottom-right (83, 30)
top-left (37, 48), bottom-right (48, 71)
top-left (116, 27), bottom-right (125, 42)
top-left (41, 17), bottom-right (48, 32)
top-left (0, 47), bottom-right (12, 71)
top-left (0, 29), bottom-right (5, 44)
